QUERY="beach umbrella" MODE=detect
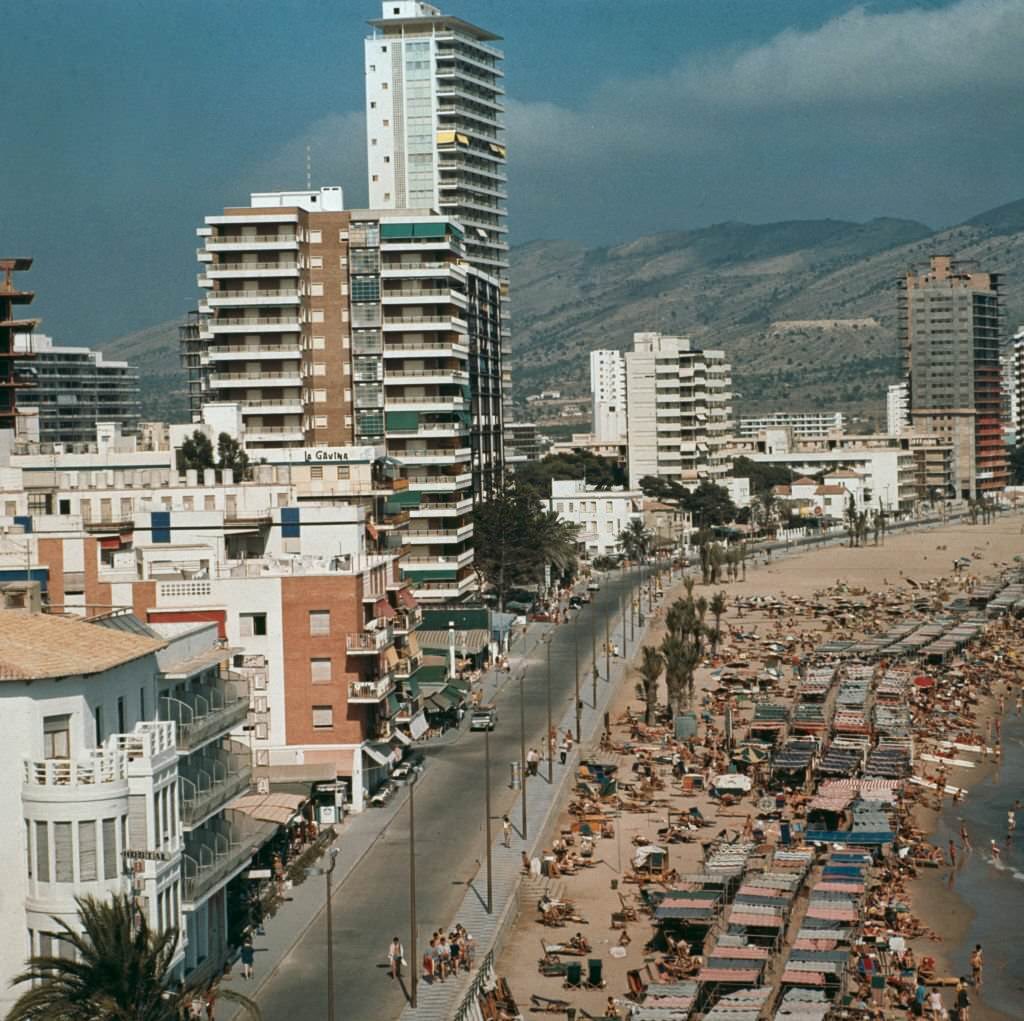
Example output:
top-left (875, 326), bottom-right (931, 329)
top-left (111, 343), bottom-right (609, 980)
top-left (912, 675), bottom-right (936, 689)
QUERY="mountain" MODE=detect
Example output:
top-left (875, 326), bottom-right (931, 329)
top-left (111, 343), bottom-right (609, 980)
top-left (99, 198), bottom-right (1024, 427)
top-left (509, 202), bottom-right (1024, 423)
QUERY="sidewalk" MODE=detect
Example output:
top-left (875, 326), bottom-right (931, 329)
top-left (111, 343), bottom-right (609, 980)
top-left (396, 584), bottom-right (641, 1021)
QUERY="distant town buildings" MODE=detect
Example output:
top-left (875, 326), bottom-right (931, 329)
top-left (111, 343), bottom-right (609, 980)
top-left (1001, 330), bottom-right (1021, 446)
top-left (13, 333), bottom-right (140, 446)
top-left (901, 255), bottom-right (1008, 497)
top-left (625, 332), bottom-right (733, 490)
top-left (886, 381), bottom-right (910, 437)
top-left (548, 479), bottom-right (644, 560)
top-left (590, 349), bottom-right (628, 443)
top-left (503, 420), bottom-right (542, 467)
top-left (365, 1), bottom-right (509, 389)
top-left (737, 411), bottom-right (844, 441)
top-left (186, 187), bottom-right (503, 603)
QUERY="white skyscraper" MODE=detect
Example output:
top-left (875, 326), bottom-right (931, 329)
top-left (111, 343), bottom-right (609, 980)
top-left (590, 349), bottom-right (627, 443)
top-left (886, 381), bottom-right (910, 436)
top-left (365, 3), bottom-right (508, 336)
top-left (625, 332), bottom-right (733, 490)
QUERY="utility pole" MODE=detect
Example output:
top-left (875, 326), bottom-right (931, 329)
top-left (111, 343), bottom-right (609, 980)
top-left (604, 612), bottom-right (611, 684)
top-left (519, 669), bottom-right (527, 839)
top-left (409, 779), bottom-right (417, 1008)
top-left (590, 596), bottom-right (598, 706)
top-left (546, 636), bottom-right (553, 782)
top-left (484, 723), bottom-right (492, 913)
top-left (573, 612), bottom-right (581, 742)
top-left (325, 849), bottom-right (338, 1021)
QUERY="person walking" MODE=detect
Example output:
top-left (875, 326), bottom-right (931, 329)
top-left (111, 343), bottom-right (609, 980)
top-left (970, 945), bottom-right (983, 988)
top-left (559, 736), bottom-right (569, 765)
top-left (239, 938), bottom-right (255, 981)
top-left (388, 936), bottom-right (404, 980)
top-left (955, 977), bottom-right (971, 1020)
top-left (502, 814), bottom-right (512, 848)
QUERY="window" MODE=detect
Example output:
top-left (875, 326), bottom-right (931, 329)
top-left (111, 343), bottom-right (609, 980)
top-left (58, 498), bottom-right (71, 515)
top-left (256, 749), bottom-right (270, 766)
top-left (383, 119), bottom-right (390, 127)
top-left (384, 155), bottom-right (390, 164)
top-left (311, 309), bottom-right (325, 323)
top-left (310, 256), bottom-right (323, 269)
top-left (102, 818), bottom-right (117, 879)
top-left (370, 101), bottom-right (377, 109)
top-left (310, 282), bottom-right (324, 297)
top-left (312, 363), bottom-right (326, 376)
top-left (313, 389), bottom-right (327, 403)
top-left (255, 722), bottom-right (269, 740)
top-left (314, 416), bottom-right (328, 428)
top-left (78, 821), bottom-right (97, 882)
top-left (311, 658), bottom-right (332, 684)
top-left (94, 706), bottom-right (104, 744)
top-left (25, 820), bottom-right (31, 878)
top-left (309, 611), bottom-right (330, 636)
top-left (43, 714), bottom-right (70, 759)
top-left (310, 466), bottom-right (324, 480)
top-left (336, 465), bottom-right (350, 480)
top-left (312, 705), bottom-right (334, 729)
top-left (239, 613), bottom-right (268, 637)
top-left (372, 174), bottom-right (379, 182)
top-left (312, 335), bottom-right (326, 350)
top-left (53, 821), bottom-right (72, 882)
top-left (35, 821), bottom-right (49, 882)
top-left (309, 230), bottom-right (322, 244)
top-left (117, 696), bottom-right (126, 735)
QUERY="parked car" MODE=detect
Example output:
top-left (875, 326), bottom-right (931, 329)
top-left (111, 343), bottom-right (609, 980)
top-left (528, 609), bottom-right (553, 623)
top-left (469, 706), bottom-right (498, 731)
top-left (586, 580), bottom-right (601, 592)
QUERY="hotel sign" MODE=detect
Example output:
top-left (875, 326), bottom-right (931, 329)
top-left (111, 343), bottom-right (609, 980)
top-left (304, 448), bottom-right (352, 463)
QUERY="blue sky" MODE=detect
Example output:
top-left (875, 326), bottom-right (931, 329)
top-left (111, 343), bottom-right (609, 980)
top-left (3, 0), bottom-right (1023, 346)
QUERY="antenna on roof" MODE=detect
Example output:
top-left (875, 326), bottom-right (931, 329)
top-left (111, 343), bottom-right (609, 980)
top-left (306, 145), bottom-right (312, 190)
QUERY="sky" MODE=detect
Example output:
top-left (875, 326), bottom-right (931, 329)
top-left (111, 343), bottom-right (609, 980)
top-left (3, 0), bottom-right (1023, 346)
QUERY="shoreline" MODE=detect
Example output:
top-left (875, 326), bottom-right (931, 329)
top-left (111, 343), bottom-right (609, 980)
top-left (491, 513), bottom-right (1024, 1019)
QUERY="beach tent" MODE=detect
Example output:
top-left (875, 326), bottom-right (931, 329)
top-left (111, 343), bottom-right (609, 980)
top-left (633, 844), bottom-right (668, 870)
top-left (712, 773), bottom-right (753, 794)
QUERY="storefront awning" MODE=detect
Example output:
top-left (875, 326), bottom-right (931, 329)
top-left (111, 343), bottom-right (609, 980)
top-left (228, 792), bottom-right (306, 826)
top-left (363, 744), bottom-right (389, 767)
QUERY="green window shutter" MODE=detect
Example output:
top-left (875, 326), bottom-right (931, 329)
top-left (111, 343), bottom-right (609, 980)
top-left (380, 223), bottom-right (416, 239)
top-left (412, 222), bottom-right (446, 238)
top-left (385, 410), bottom-right (420, 431)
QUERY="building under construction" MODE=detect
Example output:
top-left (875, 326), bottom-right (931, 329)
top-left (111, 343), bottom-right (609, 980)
top-left (0, 258), bottom-right (38, 432)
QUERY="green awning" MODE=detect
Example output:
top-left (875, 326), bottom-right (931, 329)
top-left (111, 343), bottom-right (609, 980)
top-left (385, 692), bottom-right (401, 717)
top-left (386, 410), bottom-right (419, 431)
top-left (403, 671), bottom-right (421, 699)
top-left (403, 568), bottom-right (458, 581)
top-left (414, 663), bottom-right (448, 689)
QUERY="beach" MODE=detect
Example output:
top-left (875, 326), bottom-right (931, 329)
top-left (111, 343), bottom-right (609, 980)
top-left (490, 513), bottom-right (1024, 1019)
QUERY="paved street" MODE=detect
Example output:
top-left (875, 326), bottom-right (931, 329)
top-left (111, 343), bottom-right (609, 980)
top-left (234, 570), bottom-right (642, 1021)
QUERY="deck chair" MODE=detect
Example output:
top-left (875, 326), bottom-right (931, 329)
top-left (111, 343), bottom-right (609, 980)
top-left (585, 958), bottom-right (605, 989)
top-left (626, 968), bottom-right (647, 1001)
top-left (564, 962), bottom-right (583, 988)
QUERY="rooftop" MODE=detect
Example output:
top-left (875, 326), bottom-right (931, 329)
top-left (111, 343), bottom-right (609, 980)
top-left (0, 611), bottom-right (166, 681)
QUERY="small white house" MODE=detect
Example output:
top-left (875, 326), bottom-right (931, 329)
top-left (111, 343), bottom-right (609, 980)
top-left (549, 479), bottom-right (644, 559)
top-left (773, 469), bottom-right (868, 520)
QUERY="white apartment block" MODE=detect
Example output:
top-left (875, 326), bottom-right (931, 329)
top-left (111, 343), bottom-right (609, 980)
top-left (0, 607), bottom-right (267, 1009)
top-left (365, 1), bottom-right (510, 386)
top-left (737, 410), bottom-right (844, 440)
top-left (625, 332), bottom-right (733, 490)
top-left (590, 349), bottom-right (628, 443)
top-left (886, 381), bottom-right (910, 436)
top-left (548, 479), bottom-right (644, 560)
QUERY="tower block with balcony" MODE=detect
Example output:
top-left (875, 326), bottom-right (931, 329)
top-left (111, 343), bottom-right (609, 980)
top-left (0, 258), bottom-right (39, 432)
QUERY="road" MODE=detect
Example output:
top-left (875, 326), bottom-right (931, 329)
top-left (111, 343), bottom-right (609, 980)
top-left (250, 569), bottom-right (641, 1021)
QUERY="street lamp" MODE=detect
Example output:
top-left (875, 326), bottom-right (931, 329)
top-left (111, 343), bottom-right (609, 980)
top-left (590, 594), bottom-right (598, 707)
top-left (305, 847), bottom-right (340, 1021)
top-left (519, 668), bottom-right (527, 839)
top-left (409, 776), bottom-right (418, 1007)
top-left (546, 636), bottom-right (553, 782)
top-left (484, 720), bottom-right (492, 913)
top-left (573, 611), bottom-right (581, 743)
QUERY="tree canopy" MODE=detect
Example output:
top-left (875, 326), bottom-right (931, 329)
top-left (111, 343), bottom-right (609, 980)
top-left (176, 429), bottom-right (252, 480)
top-left (731, 456), bottom-right (793, 494)
top-left (515, 451), bottom-right (626, 497)
top-left (473, 480), bottom-right (580, 609)
top-left (637, 476), bottom-right (737, 526)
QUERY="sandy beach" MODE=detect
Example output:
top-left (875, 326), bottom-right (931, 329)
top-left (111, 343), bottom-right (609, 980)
top-left (491, 513), bottom-right (1024, 1020)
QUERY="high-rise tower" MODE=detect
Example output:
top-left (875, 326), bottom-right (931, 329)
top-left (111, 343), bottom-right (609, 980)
top-left (900, 255), bottom-right (1007, 497)
top-left (0, 259), bottom-right (38, 433)
top-left (365, 2), bottom-right (509, 387)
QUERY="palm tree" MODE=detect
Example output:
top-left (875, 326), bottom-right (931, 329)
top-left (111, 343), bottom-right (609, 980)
top-left (618, 518), bottom-right (653, 562)
top-left (638, 646), bottom-right (664, 725)
top-left (709, 591), bottom-right (727, 637)
top-left (752, 490), bottom-right (778, 537)
top-left (8, 895), bottom-right (260, 1021)
top-left (537, 510), bottom-right (580, 579)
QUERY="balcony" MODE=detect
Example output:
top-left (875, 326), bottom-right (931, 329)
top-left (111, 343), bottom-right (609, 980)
top-left (207, 343), bottom-right (301, 360)
top-left (385, 394), bottom-right (466, 409)
top-left (204, 262), bottom-right (299, 277)
top-left (183, 821), bottom-right (262, 905)
top-left (180, 747), bottom-right (252, 829)
top-left (393, 606), bottom-right (423, 633)
top-left (346, 625), bottom-right (394, 653)
top-left (383, 315), bottom-right (466, 332)
top-left (348, 675), bottom-right (395, 702)
top-left (406, 525), bottom-right (473, 544)
top-left (160, 678), bottom-right (249, 753)
top-left (382, 342), bottom-right (468, 356)
top-left (393, 447), bottom-right (472, 464)
top-left (207, 315), bottom-right (302, 333)
top-left (206, 234), bottom-right (299, 249)
top-left (210, 372), bottom-right (303, 388)
top-left (384, 369), bottom-right (469, 383)
top-left (395, 655), bottom-right (422, 678)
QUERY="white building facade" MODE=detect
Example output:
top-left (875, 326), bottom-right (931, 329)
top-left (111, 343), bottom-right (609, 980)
top-left (886, 381), bottom-right (910, 436)
top-left (549, 479), bottom-right (644, 560)
top-left (738, 411), bottom-right (844, 440)
top-left (590, 349), bottom-right (627, 444)
top-left (625, 332), bottom-right (733, 490)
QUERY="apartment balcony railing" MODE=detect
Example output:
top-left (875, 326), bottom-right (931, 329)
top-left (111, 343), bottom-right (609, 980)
top-left (208, 344), bottom-right (301, 355)
top-left (385, 369), bottom-right (469, 380)
top-left (348, 675), bottom-right (395, 702)
top-left (385, 395), bottom-right (466, 406)
top-left (183, 826), bottom-right (254, 904)
top-left (395, 655), bottom-right (422, 678)
top-left (209, 288), bottom-right (299, 299)
top-left (160, 678), bottom-right (249, 753)
top-left (209, 316), bottom-right (302, 328)
top-left (381, 289), bottom-right (456, 298)
top-left (180, 762), bottom-right (252, 829)
top-left (207, 234), bottom-right (298, 246)
top-left (346, 626), bottom-right (393, 653)
top-left (205, 261), bottom-right (298, 273)
top-left (380, 261), bottom-right (455, 272)
top-left (393, 606), bottom-right (423, 632)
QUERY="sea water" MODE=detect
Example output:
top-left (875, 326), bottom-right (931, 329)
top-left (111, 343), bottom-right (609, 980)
top-left (932, 709), bottom-right (1024, 1016)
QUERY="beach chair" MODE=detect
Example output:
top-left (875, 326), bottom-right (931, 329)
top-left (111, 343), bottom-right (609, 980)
top-left (585, 958), bottom-right (605, 989)
top-left (564, 962), bottom-right (583, 988)
top-left (626, 968), bottom-right (647, 1001)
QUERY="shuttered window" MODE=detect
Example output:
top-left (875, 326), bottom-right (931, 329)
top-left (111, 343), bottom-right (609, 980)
top-left (25, 820), bottom-right (32, 878)
top-left (309, 610), bottom-right (330, 636)
top-left (311, 658), bottom-right (332, 685)
top-left (35, 822), bottom-right (49, 882)
top-left (102, 818), bottom-right (117, 880)
top-left (312, 705), bottom-right (333, 729)
top-left (54, 822), bottom-right (73, 882)
top-left (78, 821), bottom-right (97, 882)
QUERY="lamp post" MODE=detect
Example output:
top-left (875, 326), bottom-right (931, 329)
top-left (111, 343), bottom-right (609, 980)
top-left (305, 847), bottom-right (340, 1021)
top-left (573, 611), bottom-right (581, 742)
top-left (484, 722), bottom-right (492, 913)
top-left (590, 596), bottom-right (598, 707)
top-left (409, 780), bottom-right (417, 1008)
top-left (519, 669), bottom-right (527, 839)
top-left (546, 636), bottom-right (553, 782)
top-left (604, 612), bottom-right (611, 684)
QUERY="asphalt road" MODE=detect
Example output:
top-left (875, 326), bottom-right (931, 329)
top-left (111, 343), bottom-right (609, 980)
top-left (251, 569), bottom-right (642, 1021)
